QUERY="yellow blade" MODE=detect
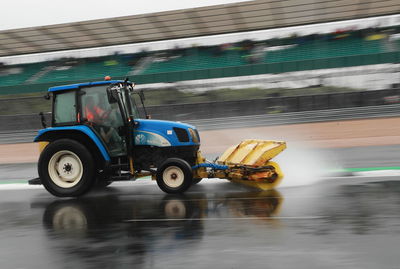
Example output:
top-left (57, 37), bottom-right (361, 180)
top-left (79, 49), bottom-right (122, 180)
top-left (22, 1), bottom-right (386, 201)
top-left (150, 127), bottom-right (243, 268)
top-left (218, 139), bottom-right (286, 166)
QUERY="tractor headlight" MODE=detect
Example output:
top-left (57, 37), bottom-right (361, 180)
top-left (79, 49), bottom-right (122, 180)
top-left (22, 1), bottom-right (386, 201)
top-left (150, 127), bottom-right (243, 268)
top-left (188, 128), bottom-right (200, 143)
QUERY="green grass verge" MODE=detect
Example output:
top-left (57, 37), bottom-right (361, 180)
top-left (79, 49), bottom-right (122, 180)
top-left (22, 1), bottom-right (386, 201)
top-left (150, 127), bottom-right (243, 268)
top-left (344, 167), bottom-right (400, 172)
top-left (0, 180), bottom-right (29, 184)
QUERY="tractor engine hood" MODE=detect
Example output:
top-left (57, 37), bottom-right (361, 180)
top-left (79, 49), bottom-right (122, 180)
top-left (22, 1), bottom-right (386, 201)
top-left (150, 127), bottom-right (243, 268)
top-left (133, 119), bottom-right (200, 147)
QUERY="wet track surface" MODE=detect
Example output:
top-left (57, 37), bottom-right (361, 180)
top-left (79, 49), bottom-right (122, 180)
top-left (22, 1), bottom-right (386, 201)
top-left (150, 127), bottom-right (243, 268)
top-left (1, 176), bottom-right (400, 268)
top-left (322, 145), bottom-right (400, 168)
top-left (0, 143), bottom-right (400, 268)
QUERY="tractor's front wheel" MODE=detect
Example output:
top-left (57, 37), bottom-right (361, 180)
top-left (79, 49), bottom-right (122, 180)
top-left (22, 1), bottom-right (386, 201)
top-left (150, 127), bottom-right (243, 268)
top-left (156, 158), bottom-right (193, 194)
top-left (38, 139), bottom-right (95, 197)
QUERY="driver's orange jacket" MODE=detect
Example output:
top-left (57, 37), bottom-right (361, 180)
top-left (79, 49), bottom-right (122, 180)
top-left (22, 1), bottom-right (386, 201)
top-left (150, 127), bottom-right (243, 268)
top-left (85, 105), bottom-right (105, 123)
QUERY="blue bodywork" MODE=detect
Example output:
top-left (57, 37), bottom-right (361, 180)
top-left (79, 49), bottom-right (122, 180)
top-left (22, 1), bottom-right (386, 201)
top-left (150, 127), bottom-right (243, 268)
top-left (48, 80), bottom-right (123, 92)
top-left (35, 125), bottom-right (111, 161)
top-left (134, 119), bottom-right (198, 147)
top-left (35, 119), bottom-right (199, 161)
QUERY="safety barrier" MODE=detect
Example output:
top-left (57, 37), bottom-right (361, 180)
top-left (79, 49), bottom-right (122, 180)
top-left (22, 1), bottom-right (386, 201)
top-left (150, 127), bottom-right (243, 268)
top-left (1, 88), bottom-right (399, 133)
top-left (1, 103), bottom-right (400, 144)
top-left (147, 88), bottom-right (400, 121)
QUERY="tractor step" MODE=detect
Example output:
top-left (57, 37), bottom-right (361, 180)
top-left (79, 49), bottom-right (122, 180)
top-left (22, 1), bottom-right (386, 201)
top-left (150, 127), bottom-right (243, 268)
top-left (110, 163), bottom-right (130, 170)
top-left (28, 177), bottom-right (42, 185)
top-left (110, 174), bottom-right (133, 181)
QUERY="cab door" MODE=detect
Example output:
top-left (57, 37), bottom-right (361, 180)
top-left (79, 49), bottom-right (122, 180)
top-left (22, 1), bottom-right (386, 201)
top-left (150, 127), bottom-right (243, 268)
top-left (79, 85), bottom-right (127, 157)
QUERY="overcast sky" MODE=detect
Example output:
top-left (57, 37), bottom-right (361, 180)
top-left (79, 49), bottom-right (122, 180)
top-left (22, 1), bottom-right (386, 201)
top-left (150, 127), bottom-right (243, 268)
top-left (0, 0), bottom-right (248, 31)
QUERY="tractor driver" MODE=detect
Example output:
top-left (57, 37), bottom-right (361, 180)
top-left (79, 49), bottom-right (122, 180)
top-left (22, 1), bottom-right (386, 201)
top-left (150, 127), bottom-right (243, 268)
top-left (84, 96), bottom-right (122, 152)
top-left (84, 96), bottom-right (109, 125)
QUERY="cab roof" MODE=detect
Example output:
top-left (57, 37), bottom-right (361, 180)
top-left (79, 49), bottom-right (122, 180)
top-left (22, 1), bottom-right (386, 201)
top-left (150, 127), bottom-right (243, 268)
top-left (48, 80), bottom-right (124, 92)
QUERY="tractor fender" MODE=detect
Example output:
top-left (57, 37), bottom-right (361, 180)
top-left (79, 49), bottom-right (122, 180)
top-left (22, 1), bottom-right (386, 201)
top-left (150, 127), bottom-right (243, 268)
top-left (34, 126), bottom-right (111, 162)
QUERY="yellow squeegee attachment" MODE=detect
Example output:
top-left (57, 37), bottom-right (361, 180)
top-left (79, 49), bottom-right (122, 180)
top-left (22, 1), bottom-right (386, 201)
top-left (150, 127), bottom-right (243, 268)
top-left (216, 139), bottom-right (286, 190)
top-left (217, 139), bottom-right (286, 166)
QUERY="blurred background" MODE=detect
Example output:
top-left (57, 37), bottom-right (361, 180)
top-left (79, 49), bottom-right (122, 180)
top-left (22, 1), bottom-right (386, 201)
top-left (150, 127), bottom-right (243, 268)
top-left (1, 2), bottom-right (400, 268)
top-left (0, 0), bottom-right (399, 134)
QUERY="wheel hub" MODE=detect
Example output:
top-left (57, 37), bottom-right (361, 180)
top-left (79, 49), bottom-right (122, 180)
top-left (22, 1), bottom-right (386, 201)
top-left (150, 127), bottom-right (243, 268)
top-left (48, 150), bottom-right (83, 188)
top-left (163, 166), bottom-right (184, 188)
top-left (63, 163), bottom-right (73, 173)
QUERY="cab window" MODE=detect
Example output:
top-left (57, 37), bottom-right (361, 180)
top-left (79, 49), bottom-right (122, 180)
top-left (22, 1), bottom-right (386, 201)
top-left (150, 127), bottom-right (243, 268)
top-left (53, 91), bottom-right (76, 125)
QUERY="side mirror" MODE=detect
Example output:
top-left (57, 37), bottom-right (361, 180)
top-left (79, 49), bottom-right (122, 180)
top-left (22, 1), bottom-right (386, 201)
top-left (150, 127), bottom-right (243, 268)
top-left (106, 87), bottom-right (118, 104)
top-left (126, 82), bottom-right (136, 92)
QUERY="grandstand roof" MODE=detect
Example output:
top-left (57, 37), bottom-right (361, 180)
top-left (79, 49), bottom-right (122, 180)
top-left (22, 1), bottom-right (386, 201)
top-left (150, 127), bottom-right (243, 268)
top-left (0, 0), bottom-right (399, 57)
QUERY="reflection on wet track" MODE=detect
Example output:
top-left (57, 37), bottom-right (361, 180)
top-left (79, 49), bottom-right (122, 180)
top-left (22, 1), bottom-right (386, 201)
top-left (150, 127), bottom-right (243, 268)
top-left (41, 189), bottom-right (282, 230)
top-left (1, 177), bottom-right (400, 268)
top-left (29, 187), bottom-right (283, 269)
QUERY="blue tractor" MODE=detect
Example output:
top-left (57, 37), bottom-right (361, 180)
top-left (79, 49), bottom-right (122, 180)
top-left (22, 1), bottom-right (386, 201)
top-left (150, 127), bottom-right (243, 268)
top-left (31, 79), bottom-right (286, 197)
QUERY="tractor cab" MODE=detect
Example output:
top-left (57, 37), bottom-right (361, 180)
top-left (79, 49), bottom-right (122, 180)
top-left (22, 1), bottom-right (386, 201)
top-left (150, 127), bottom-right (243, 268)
top-left (51, 80), bottom-right (138, 157)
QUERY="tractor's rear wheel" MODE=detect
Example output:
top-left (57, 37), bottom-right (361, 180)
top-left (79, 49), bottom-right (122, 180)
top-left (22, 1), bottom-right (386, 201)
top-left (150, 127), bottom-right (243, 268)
top-left (38, 139), bottom-right (95, 197)
top-left (156, 158), bottom-right (193, 194)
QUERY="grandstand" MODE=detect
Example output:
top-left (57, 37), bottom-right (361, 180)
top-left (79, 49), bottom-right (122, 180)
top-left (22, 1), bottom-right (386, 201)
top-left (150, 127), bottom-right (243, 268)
top-left (1, 26), bottom-right (399, 93)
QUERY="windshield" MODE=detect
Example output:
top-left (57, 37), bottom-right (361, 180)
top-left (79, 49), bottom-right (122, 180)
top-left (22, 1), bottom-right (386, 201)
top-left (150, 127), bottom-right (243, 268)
top-left (130, 92), bottom-right (146, 119)
top-left (81, 85), bottom-right (124, 128)
top-left (80, 84), bottom-right (140, 123)
top-left (121, 86), bottom-right (140, 119)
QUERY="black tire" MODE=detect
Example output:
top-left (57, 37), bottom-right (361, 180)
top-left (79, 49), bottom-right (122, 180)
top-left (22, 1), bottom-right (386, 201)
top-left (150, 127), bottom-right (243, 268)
top-left (38, 139), bottom-right (95, 197)
top-left (192, 178), bottom-right (203, 185)
top-left (156, 158), bottom-right (193, 194)
top-left (95, 179), bottom-right (112, 188)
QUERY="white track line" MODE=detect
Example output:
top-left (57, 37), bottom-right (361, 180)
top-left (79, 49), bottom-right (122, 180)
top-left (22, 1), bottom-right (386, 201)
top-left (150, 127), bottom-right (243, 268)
top-left (0, 178), bottom-right (224, 190)
top-left (124, 216), bottom-right (326, 222)
top-left (0, 184), bottom-right (44, 190)
top-left (352, 170), bottom-right (400, 177)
